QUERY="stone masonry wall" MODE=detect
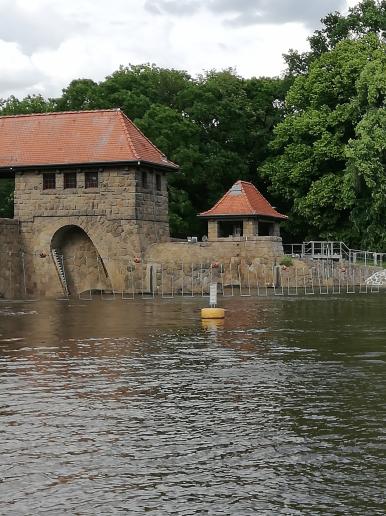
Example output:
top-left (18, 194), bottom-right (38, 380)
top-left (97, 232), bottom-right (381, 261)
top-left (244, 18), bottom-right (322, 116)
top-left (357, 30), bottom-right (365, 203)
top-left (4, 164), bottom-right (288, 297)
top-left (14, 166), bottom-right (169, 241)
top-left (137, 244), bottom-right (380, 296)
top-left (14, 165), bottom-right (170, 297)
top-left (0, 219), bottom-right (22, 299)
top-left (17, 236), bottom-right (285, 298)
top-left (141, 237), bottom-right (285, 294)
top-left (146, 237), bottom-right (284, 264)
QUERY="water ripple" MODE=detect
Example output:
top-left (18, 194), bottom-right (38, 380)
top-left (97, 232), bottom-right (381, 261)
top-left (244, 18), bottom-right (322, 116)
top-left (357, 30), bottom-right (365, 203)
top-left (0, 296), bottom-right (385, 514)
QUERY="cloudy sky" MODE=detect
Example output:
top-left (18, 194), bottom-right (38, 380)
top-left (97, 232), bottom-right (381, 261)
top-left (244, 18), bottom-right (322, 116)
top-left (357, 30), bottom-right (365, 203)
top-left (0, 0), bottom-right (359, 99)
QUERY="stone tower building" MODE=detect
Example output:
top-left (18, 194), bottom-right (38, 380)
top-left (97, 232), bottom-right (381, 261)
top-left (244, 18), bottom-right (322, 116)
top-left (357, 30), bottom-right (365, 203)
top-left (0, 109), bottom-right (178, 296)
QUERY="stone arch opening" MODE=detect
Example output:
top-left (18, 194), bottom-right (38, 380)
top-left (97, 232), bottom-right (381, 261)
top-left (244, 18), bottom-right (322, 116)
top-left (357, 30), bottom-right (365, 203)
top-left (51, 225), bottom-right (110, 295)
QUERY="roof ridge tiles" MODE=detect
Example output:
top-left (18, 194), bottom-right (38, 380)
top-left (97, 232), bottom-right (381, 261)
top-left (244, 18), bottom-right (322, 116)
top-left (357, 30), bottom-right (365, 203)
top-left (0, 108), bottom-right (121, 120)
top-left (239, 182), bottom-right (256, 214)
top-left (117, 111), bottom-right (140, 161)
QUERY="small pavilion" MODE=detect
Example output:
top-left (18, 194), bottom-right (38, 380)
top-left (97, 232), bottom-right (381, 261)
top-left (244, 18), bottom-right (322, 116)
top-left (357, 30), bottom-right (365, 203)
top-left (199, 180), bottom-right (287, 240)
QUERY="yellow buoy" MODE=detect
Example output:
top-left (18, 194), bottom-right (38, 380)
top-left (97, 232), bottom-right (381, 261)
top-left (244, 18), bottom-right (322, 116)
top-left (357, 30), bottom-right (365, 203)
top-left (201, 307), bottom-right (225, 319)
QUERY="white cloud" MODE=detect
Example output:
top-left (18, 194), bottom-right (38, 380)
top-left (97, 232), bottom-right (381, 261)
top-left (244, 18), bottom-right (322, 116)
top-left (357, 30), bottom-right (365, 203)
top-left (0, 0), bottom-right (85, 54)
top-left (0, 40), bottom-right (47, 97)
top-left (0, 0), bottom-right (359, 99)
top-left (145, 0), bottom-right (347, 28)
top-left (167, 13), bottom-right (310, 78)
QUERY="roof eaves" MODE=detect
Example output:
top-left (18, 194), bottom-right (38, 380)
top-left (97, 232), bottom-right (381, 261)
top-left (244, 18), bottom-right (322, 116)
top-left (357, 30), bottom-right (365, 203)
top-left (198, 212), bottom-right (287, 219)
top-left (239, 182), bottom-right (256, 214)
top-left (138, 159), bottom-right (179, 171)
top-left (0, 159), bottom-right (180, 172)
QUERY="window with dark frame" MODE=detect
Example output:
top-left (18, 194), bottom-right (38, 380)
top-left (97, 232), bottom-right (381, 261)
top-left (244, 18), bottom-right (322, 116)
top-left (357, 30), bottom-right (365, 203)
top-left (156, 173), bottom-right (162, 191)
top-left (43, 173), bottom-right (56, 190)
top-left (141, 171), bottom-right (148, 189)
top-left (85, 171), bottom-right (98, 188)
top-left (64, 172), bottom-right (77, 189)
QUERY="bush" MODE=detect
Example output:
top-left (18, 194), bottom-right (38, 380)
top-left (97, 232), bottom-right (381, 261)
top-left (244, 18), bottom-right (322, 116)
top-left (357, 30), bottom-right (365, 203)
top-left (279, 256), bottom-right (293, 267)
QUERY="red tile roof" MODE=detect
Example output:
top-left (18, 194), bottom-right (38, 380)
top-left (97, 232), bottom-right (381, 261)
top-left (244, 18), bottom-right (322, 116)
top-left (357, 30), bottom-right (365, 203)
top-left (0, 109), bottom-right (178, 170)
top-left (199, 180), bottom-right (287, 220)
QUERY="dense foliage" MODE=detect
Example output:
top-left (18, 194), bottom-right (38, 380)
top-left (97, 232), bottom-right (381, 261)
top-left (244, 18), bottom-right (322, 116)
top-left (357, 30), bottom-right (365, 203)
top-left (262, 35), bottom-right (386, 248)
top-left (1, 0), bottom-right (386, 249)
top-left (265, 0), bottom-right (386, 248)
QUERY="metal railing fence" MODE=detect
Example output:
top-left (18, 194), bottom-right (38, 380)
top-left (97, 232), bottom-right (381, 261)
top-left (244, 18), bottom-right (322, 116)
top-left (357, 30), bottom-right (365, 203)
top-left (283, 241), bottom-right (385, 268)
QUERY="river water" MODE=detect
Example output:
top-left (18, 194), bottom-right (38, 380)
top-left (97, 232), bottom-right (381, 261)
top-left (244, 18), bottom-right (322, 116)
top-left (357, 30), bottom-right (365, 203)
top-left (0, 295), bottom-right (385, 515)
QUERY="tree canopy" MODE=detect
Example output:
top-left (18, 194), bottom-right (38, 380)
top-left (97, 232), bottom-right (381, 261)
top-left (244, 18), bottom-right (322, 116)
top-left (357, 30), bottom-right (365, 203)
top-left (262, 34), bottom-right (386, 248)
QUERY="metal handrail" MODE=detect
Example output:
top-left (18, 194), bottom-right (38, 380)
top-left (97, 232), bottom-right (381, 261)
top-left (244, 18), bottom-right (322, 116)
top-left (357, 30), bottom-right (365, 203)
top-left (283, 241), bottom-right (385, 267)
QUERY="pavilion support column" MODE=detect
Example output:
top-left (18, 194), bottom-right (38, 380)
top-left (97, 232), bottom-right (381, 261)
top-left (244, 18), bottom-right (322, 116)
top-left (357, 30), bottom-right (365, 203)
top-left (243, 219), bottom-right (257, 238)
top-left (208, 220), bottom-right (218, 241)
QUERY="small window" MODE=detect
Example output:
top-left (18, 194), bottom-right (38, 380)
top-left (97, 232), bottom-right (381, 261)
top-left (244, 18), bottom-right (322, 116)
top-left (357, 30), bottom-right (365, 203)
top-left (43, 173), bottom-right (56, 190)
top-left (156, 174), bottom-right (162, 191)
top-left (141, 171), bottom-right (148, 189)
top-left (85, 171), bottom-right (98, 188)
top-left (64, 172), bottom-right (77, 189)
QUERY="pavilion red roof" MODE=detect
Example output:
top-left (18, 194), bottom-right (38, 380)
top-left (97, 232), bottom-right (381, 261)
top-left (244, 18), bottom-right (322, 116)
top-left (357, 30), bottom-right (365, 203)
top-left (199, 180), bottom-right (287, 220)
top-left (0, 109), bottom-right (178, 170)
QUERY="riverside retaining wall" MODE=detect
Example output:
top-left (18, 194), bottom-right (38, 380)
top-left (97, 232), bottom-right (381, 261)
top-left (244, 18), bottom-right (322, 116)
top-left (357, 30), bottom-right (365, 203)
top-left (141, 237), bottom-right (284, 294)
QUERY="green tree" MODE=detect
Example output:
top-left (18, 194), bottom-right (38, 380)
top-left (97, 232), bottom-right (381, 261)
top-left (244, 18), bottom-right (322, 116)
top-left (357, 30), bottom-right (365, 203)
top-left (98, 64), bottom-right (192, 119)
top-left (285, 0), bottom-right (386, 76)
top-left (262, 35), bottom-right (386, 248)
top-left (344, 51), bottom-right (386, 249)
top-left (55, 79), bottom-right (102, 111)
top-left (0, 94), bottom-right (54, 115)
